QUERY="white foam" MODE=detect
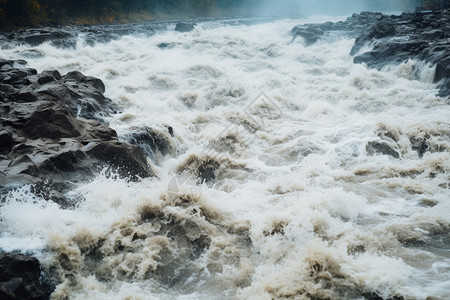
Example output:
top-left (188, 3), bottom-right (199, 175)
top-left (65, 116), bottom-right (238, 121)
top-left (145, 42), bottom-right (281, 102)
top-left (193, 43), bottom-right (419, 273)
top-left (1, 16), bottom-right (449, 299)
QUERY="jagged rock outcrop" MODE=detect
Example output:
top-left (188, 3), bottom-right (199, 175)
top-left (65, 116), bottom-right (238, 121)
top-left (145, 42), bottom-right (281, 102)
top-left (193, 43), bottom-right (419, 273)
top-left (292, 10), bottom-right (450, 97)
top-left (0, 59), bottom-right (155, 205)
top-left (0, 253), bottom-right (53, 300)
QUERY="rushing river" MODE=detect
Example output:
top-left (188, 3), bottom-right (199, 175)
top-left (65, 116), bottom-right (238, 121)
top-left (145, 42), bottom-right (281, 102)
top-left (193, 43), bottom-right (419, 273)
top-left (0, 15), bottom-right (449, 299)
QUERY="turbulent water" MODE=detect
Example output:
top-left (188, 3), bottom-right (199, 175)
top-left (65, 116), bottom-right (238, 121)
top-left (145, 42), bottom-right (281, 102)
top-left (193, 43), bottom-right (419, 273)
top-left (1, 16), bottom-right (449, 299)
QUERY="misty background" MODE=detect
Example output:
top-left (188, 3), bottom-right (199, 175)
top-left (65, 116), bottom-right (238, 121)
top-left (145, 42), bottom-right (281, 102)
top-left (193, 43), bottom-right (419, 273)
top-left (249, 0), bottom-right (420, 16)
top-left (0, 0), bottom-right (424, 28)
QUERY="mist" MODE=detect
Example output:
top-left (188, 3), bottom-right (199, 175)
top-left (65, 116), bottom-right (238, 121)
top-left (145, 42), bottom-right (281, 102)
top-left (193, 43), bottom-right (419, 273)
top-left (240, 0), bottom-right (418, 17)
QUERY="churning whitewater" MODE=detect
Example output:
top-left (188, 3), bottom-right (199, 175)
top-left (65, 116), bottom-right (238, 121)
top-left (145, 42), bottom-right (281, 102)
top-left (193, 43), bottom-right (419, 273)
top-left (1, 16), bottom-right (449, 299)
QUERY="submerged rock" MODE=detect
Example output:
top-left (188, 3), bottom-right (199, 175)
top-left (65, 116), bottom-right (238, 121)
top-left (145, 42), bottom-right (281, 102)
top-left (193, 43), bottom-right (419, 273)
top-left (366, 141), bottom-right (400, 159)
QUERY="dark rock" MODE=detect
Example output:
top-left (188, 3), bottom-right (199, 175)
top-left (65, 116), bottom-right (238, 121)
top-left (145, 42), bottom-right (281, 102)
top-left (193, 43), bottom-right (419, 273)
top-left (20, 70), bottom-right (119, 122)
top-left (434, 56), bottom-right (450, 83)
top-left (1, 68), bottom-right (37, 85)
top-left (175, 22), bottom-right (196, 33)
top-left (10, 108), bottom-right (81, 139)
top-left (83, 76), bottom-right (105, 93)
top-left (63, 70), bottom-right (86, 82)
top-left (350, 21), bottom-right (396, 55)
top-left (198, 159), bottom-right (220, 183)
top-left (0, 132), bottom-right (15, 154)
top-left (37, 75), bottom-right (55, 85)
top-left (42, 70), bottom-right (62, 81)
top-left (24, 70), bottom-right (62, 86)
top-left (87, 141), bottom-right (154, 180)
top-left (354, 41), bottom-right (429, 69)
top-left (0, 83), bottom-right (16, 97)
top-left (366, 142), bottom-right (400, 159)
top-left (0, 253), bottom-right (53, 300)
top-left (369, 20), bottom-right (397, 38)
top-left (40, 150), bottom-right (88, 173)
top-left (438, 79), bottom-right (450, 97)
top-left (11, 90), bottom-right (38, 102)
top-left (23, 31), bottom-right (71, 46)
top-left (410, 137), bottom-right (428, 158)
top-left (125, 127), bottom-right (172, 160)
top-left (419, 29), bottom-right (444, 40)
top-left (28, 179), bottom-right (79, 208)
top-left (0, 60), bottom-right (13, 68)
top-left (362, 292), bottom-right (384, 300)
top-left (292, 26), bottom-right (324, 45)
top-left (292, 10), bottom-right (450, 97)
top-left (0, 59), bottom-right (26, 68)
top-left (0, 59), bottom-right (154, 203)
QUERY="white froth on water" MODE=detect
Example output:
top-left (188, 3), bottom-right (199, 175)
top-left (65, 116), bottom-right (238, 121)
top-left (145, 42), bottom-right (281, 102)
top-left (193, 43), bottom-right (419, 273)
top-left (1, 16), bottom-right (449, 299)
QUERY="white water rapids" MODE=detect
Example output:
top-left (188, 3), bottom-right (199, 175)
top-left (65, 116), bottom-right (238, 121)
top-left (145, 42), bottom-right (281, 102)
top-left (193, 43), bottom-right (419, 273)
top-left (0, 16), bottom-right (449, 299)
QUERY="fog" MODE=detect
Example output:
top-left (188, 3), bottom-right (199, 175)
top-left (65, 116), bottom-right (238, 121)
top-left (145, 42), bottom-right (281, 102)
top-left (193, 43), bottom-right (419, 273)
top-left (245, 0), bottom-right (418, 16)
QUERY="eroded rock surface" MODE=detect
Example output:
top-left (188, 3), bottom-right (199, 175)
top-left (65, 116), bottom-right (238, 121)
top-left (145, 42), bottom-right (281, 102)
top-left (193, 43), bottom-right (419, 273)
top-left (292, 10), bottom-right (450, 97)
top-left (0, 59), bottom-right (155, 205)
top-left (0, 253), bottom-right (53, 300)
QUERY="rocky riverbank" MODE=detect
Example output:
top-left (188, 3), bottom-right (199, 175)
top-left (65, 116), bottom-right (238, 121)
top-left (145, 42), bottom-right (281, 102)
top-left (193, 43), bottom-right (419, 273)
top-left (0, 253), bottom-right (53, 300)
top-left (292, 10), bottom-right (450, 97)
top-left (0, 58), bottom-right (176, 298)
top-left (0, 59), bottom-right (161, 207)
top-left (0, 22), bottom-right (168, 49)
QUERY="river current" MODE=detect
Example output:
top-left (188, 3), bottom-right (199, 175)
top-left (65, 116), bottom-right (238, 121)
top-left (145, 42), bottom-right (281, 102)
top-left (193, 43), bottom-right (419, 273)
top-left (0, 16), bottom-right (449, 299)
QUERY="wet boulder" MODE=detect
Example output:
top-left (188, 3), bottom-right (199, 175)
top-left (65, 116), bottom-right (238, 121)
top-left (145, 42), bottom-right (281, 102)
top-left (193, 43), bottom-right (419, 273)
top-left (175, 22), bottom-right (196, 33)
top-left (350, 20), bottom-right (396, 55)
top-left (0, 60), bottom-right (155, 204)
top-left (0, 132), bottom-right (14, 154)
top-left (366, 141), bottom-right (400, 159)
top-left (353, 41), bottom-right (429, 69)
top-left (87, 141), bottom-right (155, 180)
top-left (292, 26), bottom-right (324, 46)
top-left (124, 126), bottom-right (173, 161)
top-left (0, 253), bottom-right (53, 300)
